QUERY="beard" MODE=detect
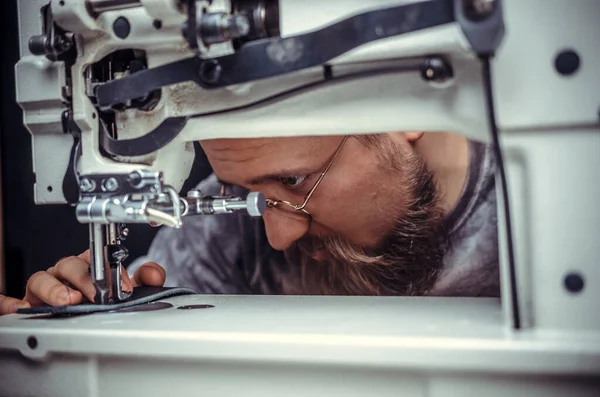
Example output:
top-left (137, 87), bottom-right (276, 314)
top-left (278, 139), bottom-right (449, 296)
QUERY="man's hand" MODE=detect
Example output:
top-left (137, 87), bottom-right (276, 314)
top-left (0, 250), bottom-right (166, 315)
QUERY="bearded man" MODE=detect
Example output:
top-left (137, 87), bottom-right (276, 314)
top-left (0, 132), bottom-right (500, 314)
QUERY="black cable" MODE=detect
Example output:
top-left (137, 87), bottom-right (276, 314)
top-left (480, 55), bottom-right (521, 330)
top-left (191, 63), bottom-right (424, 119)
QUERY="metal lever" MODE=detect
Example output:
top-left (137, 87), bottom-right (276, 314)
top-left (144, 191), bottom-right (266, 228)
top-left (183, 190), bottom-right (266, 217)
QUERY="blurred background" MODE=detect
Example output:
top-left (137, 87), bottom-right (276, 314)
top-left (0, 0), bottom-right (214, 298)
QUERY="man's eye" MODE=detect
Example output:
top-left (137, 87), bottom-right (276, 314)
top-left (280, 176), bottom-right (307, 187)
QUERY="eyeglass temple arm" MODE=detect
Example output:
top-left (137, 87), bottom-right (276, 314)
top-left (297, 135), bottom-right (349, 210)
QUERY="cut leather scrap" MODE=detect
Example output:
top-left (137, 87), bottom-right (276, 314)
top-left (16, 286), bottom-right (198, 315)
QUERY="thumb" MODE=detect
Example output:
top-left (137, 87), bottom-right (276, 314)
top-left (131, 262), bottom-right (166, 287)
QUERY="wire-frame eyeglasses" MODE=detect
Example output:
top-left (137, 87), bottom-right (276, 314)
top-left (265, 135), bottom-right (349, 223)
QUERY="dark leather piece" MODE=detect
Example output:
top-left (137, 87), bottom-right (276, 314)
top-left (16, 286), bottom-right (197, 315)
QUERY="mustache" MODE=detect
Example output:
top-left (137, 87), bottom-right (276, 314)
top-left (282, 204), bottom-right (448, 297)
top-left (295, 233), bottom-right (384, 265)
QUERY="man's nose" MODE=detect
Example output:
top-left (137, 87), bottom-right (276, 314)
top-left (263, 209), bottom-right (309, 251)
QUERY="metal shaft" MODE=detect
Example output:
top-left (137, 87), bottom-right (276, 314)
top-left (89, 223), bottom-right (111, 304)
top-left (182, 192), bottom-right (265, 217)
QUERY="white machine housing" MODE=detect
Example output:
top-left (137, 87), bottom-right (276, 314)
top-left (0, 0), bottom-right (599, 396)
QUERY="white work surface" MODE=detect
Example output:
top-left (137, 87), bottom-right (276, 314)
top-left (0, 295), bottom-right (599, 397)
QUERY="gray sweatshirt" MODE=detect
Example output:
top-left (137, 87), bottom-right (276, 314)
top-left (129, 140), bottom-right (499, 297)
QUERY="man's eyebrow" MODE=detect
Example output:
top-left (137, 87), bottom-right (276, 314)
top-left (216, 166), bottom-right (319, 187)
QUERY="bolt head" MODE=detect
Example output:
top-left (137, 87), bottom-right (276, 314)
top-left (80, 178), bottom-right (96, 193)
top-left (554, 50), bottom-right (580, 76)
top-left (187, 189), bottom-right (202, 199)
top-left (227, 15), bottom-right (250, 37)
top-left (128, 171), bottom-right (143, 188)
top-left (420, 57), bottom-right (453, 83)
top-left (55, 35), bottom-right (72, 52)
top-left (564, 272), bottom-right (585, 293)
top-left (199, 59), bottom-right (222, 85)
top-left (103, 177), bottom-right (120, 192)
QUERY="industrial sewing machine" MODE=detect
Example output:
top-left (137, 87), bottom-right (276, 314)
top-left (0, 0), bottom-right (599, 395)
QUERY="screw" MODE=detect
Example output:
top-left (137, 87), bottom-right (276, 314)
top-left (225, 15), bottom-right (250, 38)
top-left (27, 336), bottom-right (38, 349)
top-left (28, 35), bottom-right (47, 56)
top-left (564, 272), bottom-right (585, 294)
top-left (80, 178), bottom-right (96, 193)
top-left (103, 177), bottom-right (120, 192)
top-left (420, 57), bottom-right (454, 83)
top-left (199, 59), bottom-right (222, 85)
top-left (187, 189), bottom-right (202, 199)
top-left (120, 227), bottom-right (129, 238)
top-left (54, 35), bottom-right (72, 52)
top-left (128, 171), bottom-right (143, 188)
top-left (554, 50), bottom-right (580, 76)
top-left (113, 16), bottom-right (131, 40)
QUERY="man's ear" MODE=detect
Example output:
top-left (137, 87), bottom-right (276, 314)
top-left (404, 131), bottom-right (425, 143)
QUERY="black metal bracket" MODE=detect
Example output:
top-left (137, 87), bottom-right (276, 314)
top-left (100, 116), bottom-right (188, 156)
top-left (96, 0), bottom-right (455, 108)
top-left (61, 109), bottom-right (82, 204)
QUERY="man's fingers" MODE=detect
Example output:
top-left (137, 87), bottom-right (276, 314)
top-left (49, 256), bottom-right (96, 303)
top-left (132, 262), bottom-right (166, 287)
top-left (0, 296), bottom-right (30, 315)
top-left (77, 249), bottom-right (91, 263)
top-left (24, 271), bottom-right (83, 307)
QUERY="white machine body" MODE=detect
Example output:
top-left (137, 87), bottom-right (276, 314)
top-left (0, 0), bottom-right (599, 395)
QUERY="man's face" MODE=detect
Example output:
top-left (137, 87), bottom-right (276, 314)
top-left (200, 134), bottom-right (447, 295)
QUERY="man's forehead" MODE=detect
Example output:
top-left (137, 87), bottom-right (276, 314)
top-left (199, 136), bottom-right (342, 185)
top-left (201, 136), bottom-right (324, 154)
